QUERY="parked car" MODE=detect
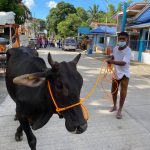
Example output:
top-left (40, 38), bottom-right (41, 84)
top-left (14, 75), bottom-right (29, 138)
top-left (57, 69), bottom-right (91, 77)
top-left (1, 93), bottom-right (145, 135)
top-left (62, 38), bottom-right (77, 51)
top-left (28, 38), bottom-right (39, 50)
top-left (0, 37), bottom-right (7, 71)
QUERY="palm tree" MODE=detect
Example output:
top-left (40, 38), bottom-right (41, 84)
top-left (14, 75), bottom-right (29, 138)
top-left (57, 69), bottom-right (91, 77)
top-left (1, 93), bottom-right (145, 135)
top-left (88, 4), bottom-right (99, 22)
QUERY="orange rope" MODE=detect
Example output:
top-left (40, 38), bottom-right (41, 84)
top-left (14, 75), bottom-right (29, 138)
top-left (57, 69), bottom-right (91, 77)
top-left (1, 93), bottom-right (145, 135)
top-left (81, 103), bottom-right (89, 120)
top-left (47, 81), bottom-right (89, 120)
top-left (101, 64), bottom-right (118, 101)
top-left (48, 81), bottom-right (83, 112)
top-left (82, 59), bottom-right (106, 101)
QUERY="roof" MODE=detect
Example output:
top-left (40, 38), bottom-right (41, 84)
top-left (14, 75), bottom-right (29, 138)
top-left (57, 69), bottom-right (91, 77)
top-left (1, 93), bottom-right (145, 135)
top-left (127, 3), bottom-right (150, 23)
top-left (0, 12), bottom-right (15, 25)
top-left (90, 25), bottom-right (117, 35)
top-left (128, 2), bottom-right (148, 10)
top-left (117, 10), bottom-right (140, 16)
top-left (90, 22), bottom-right (116, 28)
top-left (114, 3), bottom-right (149, 20)
top-left (135, 7), bottom-right (150, 23)
top-left (127, 22), bottom-right (150, 29)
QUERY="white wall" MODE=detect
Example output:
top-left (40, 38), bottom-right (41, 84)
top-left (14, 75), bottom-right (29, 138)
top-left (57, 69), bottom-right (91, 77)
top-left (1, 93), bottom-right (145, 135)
top-left (142, 52), bottom-right (150, 64)
top-left (131, 51), bottom-right (138, 61)
top-left (94, 35), bottom-right (117, 51)
top-left (107, 36), bottom-right (117, 47)
top-left (131, 51), bottom-right (150, 65)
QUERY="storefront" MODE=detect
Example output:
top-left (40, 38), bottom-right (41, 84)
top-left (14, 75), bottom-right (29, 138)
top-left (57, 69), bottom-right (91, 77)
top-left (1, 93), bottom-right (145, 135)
top-left (128, 22), bottom-right (150, 64)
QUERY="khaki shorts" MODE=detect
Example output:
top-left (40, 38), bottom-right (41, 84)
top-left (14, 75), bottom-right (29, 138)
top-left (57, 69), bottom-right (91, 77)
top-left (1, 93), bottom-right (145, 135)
top-left (111, 75), bottom-right (129, 99)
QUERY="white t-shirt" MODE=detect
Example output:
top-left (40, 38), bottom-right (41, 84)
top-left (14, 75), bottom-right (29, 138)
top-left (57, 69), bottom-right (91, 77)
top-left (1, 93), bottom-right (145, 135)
top-left (112, 46), bottom-right (131, 80)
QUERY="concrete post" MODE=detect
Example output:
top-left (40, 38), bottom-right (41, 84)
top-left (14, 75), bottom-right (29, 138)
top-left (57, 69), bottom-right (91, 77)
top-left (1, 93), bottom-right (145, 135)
top-left (121, 2), bottom-right (127, 32)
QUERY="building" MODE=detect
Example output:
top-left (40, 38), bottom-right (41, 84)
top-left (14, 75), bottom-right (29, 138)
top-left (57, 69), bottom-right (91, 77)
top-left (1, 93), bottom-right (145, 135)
top-left (90, 25), bottom-right (117, 53)
top-left (115, 2), bottom-right (150, 64)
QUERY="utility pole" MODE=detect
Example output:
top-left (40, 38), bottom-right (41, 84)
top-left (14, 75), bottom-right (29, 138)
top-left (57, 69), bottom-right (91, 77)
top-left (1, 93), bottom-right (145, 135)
top-left (104, 0), bottom-right (109, 53)
top-left (33, 12), bottom-right (36, 38)
top-left (121, 2), bottom-right (127, 32)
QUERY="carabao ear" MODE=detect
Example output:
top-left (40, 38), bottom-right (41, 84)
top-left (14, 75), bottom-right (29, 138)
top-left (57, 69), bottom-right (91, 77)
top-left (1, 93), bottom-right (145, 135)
top-left (48, 53), bottom-right (59, 70)
top-left (48, 53), bottom-right (54, 67)
top-left (13, 74), bottom-right (45, 87)
top-left (71, 53), bottom-right (81, 65)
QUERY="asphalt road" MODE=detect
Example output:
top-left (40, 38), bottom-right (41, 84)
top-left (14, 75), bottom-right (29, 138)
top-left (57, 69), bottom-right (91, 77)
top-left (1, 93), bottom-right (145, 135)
top-left (0, 75), bottom-right (7, 104)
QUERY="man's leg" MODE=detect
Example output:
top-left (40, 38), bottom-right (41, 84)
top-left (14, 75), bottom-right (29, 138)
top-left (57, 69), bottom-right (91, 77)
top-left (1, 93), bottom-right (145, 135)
top-left (116, 76), bottom-right (129, 119)
top-left (110, 78), bottom-right (120, 112)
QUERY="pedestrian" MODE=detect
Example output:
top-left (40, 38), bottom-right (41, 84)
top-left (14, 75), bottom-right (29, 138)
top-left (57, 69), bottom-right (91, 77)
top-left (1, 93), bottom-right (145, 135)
top-left (58, 39), bottom-right (61, 48)
top-left (39, 36), bottom-right (42, 48)
top-left (42, 37), bottom-right (45, 48)
top-left (107, 32), bottom-right (131, 119)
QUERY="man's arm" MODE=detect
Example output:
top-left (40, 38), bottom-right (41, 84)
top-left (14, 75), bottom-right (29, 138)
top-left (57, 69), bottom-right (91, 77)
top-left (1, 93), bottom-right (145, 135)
top-left (107, 59), bottom-right (126, 66)
top-left (106, 47), bottom-right (126, 66)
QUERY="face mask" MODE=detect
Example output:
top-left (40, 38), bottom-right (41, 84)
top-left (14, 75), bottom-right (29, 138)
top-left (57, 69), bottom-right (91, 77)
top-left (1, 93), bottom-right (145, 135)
top-left (118, 41), bottom-right (126, 47)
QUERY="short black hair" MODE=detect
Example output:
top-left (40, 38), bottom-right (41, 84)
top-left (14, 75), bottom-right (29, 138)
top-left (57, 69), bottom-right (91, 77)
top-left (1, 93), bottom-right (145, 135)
top-left (118, 32), bottom-right (129, 38)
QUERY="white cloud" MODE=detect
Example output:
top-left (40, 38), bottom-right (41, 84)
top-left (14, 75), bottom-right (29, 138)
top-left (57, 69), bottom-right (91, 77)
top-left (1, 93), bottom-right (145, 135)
top-left (48, 1), bottom-right (57, 9)
top-left (22, 0), bottom-right (35, 9)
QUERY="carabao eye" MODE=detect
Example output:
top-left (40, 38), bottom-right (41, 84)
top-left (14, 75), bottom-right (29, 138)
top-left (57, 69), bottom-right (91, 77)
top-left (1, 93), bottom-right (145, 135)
top-left (56, 80), bottom-right (63, 90)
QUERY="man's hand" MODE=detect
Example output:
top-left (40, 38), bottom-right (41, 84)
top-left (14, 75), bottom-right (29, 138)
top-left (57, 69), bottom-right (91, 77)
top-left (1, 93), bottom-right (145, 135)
top-left (107, 59), bottom-right (126, 66)
top-left (106, 59), bottom-right (114, 64)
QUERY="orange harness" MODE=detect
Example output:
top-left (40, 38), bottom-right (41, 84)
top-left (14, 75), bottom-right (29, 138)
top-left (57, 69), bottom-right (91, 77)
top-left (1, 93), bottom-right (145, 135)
top-left (47, 81), bottom-right (89, 120)
top-left (48, 81), bottom-right (84, 112)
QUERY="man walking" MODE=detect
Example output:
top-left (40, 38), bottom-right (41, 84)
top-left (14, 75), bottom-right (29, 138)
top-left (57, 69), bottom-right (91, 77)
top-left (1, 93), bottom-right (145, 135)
top-left (107, 32), bottom-right (131, 119)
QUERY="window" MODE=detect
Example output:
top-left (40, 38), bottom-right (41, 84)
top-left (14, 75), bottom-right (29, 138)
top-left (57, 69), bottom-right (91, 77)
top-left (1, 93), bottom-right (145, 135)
top-left (99, 37), bottom-right (104, 44)
top-left (145, 31), bottom-right (148, 40)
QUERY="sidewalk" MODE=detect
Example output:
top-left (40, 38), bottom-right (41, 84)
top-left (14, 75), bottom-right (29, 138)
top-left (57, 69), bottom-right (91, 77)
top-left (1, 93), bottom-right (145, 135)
top-left (0, 50), bottom-right (150, 150)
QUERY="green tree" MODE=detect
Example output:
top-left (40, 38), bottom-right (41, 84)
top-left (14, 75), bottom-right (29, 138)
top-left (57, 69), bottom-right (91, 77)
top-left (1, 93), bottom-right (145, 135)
top-left (80, 21), bottom-right (89, 27)
top-left (107, 4), bottom-right (116, 23)
top-left (37, 19), bottom-right (46, 31)
top-left (46, 8), bottom-right (59, 34)
top-left (0, 0), bottom-right (31, 24)
top-left (98, 11), bottom-right (107, 23)
top-left (117, 2), bottom-right (122, 12)
top-left (57, 14), bottom-right (81, 37)
top-left (46, 1), bottom-right (76, 35)
top-left (76, 7), bottom-right (88, 22)
top-left (33, 19), bottom-right (46, 32)
top-left (88, 4), bottom-right (99, 22)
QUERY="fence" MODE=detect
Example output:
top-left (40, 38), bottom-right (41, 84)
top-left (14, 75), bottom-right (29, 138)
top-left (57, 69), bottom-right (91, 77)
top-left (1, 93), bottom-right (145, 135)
top-left (129, 40), bottom-right (150, 52)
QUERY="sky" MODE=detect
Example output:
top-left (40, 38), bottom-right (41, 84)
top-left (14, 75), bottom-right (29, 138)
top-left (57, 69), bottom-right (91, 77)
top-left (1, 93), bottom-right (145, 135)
top-left (22, 0), bottom-right (143, 20)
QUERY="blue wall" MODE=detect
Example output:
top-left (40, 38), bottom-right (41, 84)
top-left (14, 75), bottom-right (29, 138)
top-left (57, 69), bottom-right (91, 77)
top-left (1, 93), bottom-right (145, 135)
top-left (78, 27), bottom-right (90, 34)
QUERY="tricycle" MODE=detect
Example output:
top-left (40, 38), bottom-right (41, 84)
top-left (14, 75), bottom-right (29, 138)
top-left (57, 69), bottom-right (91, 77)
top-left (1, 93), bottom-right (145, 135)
top-left (0, 12), bottom-right (20, 74)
